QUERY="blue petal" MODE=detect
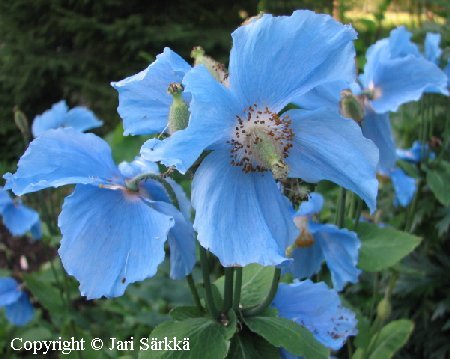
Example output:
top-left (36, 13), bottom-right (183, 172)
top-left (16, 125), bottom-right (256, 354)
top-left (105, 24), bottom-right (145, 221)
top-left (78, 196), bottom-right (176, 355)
top-left (58, 184), bottom-right (174, 299)
top-left (30, 221), bottom-right (42, 240)
top-left (32, 100), bottom-right (68, 137)
top-left (118, 157), bottom-right (159, 179)
top-left (287, 109), bottom-right (378, 213)
top-left (150, 201), bottom-right (195, 280)
top-left (111, 48), bottom-right (191, 135)
top-left (2, 202), bottom-right (39, 237)
top-left (390, 168), bottom-right (416, 207)
top-left (296, 192), bottom-right (324, 217)
top-left (424, 32), bottom-right (441, 65)
top-left (396, 140), bottom-right (434, 163)
top-left (229, 10), bottom-right (357, 111)
top-left (0, 188), bottom-right (13, 212)
top-left (5, 292), bottom-right (34, 326)
top-left (141, 66), bottom-right (240, 173)
top-left (445, 60), bottom-right (450, 88)
top-left (192, 149), bottom-right (298, 267)
top-left (272, 280), bottom-right (358, 350)
top-left (388, 26), bottom-right (420, 58)
top-left (293, 81), bottom-right (348, 111)
top-left (288, 239), bottom-right (324, 279)
top-left (361, 109), bottom-right (396, 173)
top-left (62, 107), bottom-right (102, 132)
top-left (309, 222), bottom-right (361, 291)
top-left (0, 278), bottom-right (21, 306)
top-left (4, 128), bottom-right (122, 195)
top-left (368, 55), bottom-right (448, 112)
top-left (166, 178), bottom-right (192, 221)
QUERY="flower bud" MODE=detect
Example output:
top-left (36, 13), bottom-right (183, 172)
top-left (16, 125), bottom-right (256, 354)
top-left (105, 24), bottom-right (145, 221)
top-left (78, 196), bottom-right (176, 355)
top-left (14, 107), bottom-right (30, 143)
top-left (191, 46), bottom-right (229, 85)
top-left (376, 297), bottom-right (391, 322)
top-left (167, 83), bottom-right (189, 134)
top-left (339, 90), bottom-right (364, 122)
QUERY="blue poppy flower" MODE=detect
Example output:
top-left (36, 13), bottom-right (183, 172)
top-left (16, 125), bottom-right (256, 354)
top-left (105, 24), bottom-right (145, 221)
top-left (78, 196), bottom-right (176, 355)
top-left (111, 48), bottom-right (191, 136)
top-left (383, 167), bottom-right (417, 207)
top-left (397, 140), bottom-right (435, 163)
top-left (4, 128), bottom-right (195, 298)
top-left (0, 188), bottom-right (41, 239)
top-left (424, 32), bottom-right (442, 65)
top-left (0, 277), bottom-right (34, 326)
top-left (141, 11), bottom-right (379, 267)
top-left (284, 193), bottom-right (361, 291)
top-left (272, 280), bottom-right (357, 351)
top-left (32, 100), bottom-right (102, 137)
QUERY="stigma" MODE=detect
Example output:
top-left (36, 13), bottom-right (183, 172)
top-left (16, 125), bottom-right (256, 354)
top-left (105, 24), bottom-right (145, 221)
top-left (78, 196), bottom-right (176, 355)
top-left (227, 105), bottom-right (293, 180)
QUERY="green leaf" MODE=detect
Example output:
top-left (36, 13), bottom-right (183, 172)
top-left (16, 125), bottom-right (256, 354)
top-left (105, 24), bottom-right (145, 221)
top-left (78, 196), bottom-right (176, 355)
top-left (244, 316), bottom-right (328, 359)
top-left (215, 264), bottom-right (275, 307)
top-left (139, 317), bottom-right (229, 359)
top-left (366, 320), bottom-right (414, 359)
top-left (105, 124), bottom-right (149, 163)
top-left (427, 161), bottom-right (450, 206)
top-left (20, 327), bottom-right (53, 342)
top-left (169, 306), bottom-right (204, 321)
top-left (227, 329), bottom-right (279, 359)
top-left (355, 222), bottom-right (422, 272)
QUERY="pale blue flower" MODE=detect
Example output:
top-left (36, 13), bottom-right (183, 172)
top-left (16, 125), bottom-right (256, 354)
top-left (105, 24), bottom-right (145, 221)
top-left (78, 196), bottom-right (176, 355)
top-left (397, 140), bottom-right (435, 163)
top-left (0, 277), bottom-right (34, 326)
top-left (141, 11), bottom-right (378, 267)
top-left (272, 280), bottom-right (357, 351)
top-left (424, 32), bottom-right (442, 65)
top-left (32, 100), bottom-right (102, 137)
top-left (4, 128), bottom-right (195, 298)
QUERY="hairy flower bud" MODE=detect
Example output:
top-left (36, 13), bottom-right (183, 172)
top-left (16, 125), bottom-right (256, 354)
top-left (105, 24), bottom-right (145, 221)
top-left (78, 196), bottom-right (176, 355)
top-left (376, 297), bottom-right (391, 321)
top-left (191, 46), bottom-right (229, 85)
top-left (339, 90), bottom-right (364, 122)
top-left (167, 83), bottom-right (189, 134)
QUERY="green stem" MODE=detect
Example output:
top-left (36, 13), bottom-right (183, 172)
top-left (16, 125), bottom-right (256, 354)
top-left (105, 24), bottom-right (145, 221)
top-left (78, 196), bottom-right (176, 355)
top-left (186, 274), bottom-right (203, 311)
top-left (199, 246), bottom-right (219, 319)
top-left (243, 268), bottom-right (281, 317)
top-left (223, 267), bottom-right (234, 313)
top-left (233, 267), bottom-right (243, 311)
top-left (353, 198), bottom-right (363, 230)
top-left (335, 187), bottom-right (347, 228)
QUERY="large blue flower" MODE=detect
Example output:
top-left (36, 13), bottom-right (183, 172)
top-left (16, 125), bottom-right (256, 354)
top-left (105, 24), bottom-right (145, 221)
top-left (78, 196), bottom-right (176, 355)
top-left (272, 280), bottom-right (357, 351)
top-left (284, 193), bottom-right (361, 291)
top-left (0, 188), bottom-right (41, 239)
top-left (111, 48), bottom-right (191, 135)
top-left (4, 128), bottom-right (195, 298)
top-left (141, 11), bottom-right (379, 267)
top-left (32, 100), bottom-right (102, 137)
top-left (0, 277), bottom-right (34, 326)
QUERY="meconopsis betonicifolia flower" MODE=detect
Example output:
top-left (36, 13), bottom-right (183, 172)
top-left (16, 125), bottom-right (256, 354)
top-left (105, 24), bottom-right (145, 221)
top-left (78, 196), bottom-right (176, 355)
top-left (32, 100), bottom-right (102, 137)
top-left (295, 26), bottom-right (448, 206)
top-left (0, 187), bottom-right (41, 240)
top-left (0, 277), bottom-right (34, 326)
top-left (140, 11), bottom-right (379, 267)
top-left (4, 128), bottom-right (195, 299)
top-left (284, 193), bottom-right (361, 291)
top-left (272, 280), bottom-right (357, 355)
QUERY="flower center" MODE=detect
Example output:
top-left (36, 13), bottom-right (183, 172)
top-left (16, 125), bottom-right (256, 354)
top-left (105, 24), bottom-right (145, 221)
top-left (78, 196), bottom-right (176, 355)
top-left (227, 105), bottom-right (293, 179)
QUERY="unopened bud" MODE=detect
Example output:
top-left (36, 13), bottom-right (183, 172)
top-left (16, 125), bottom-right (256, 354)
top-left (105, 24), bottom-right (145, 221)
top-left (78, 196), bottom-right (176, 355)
top-left (167, 83), bottom-right (189, 134)
top-left (191, 46), bottom-right (229, 85)
top-left (376, 297), bottom-right (391, 321)
top-left (339, 90), bottom-right (364, 122)
top-left (14, 107), bottom-right (31, 144)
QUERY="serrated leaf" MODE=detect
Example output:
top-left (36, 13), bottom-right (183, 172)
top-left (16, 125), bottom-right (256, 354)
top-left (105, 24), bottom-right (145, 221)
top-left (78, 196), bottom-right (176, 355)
top-left (355, 222), bottom-right (422, 272)
top-left (169, 306), bottom-right (204, 321)
top-left (366, 320), bottom-right (414, 359)
top-left (244, 316), bottom-right (328, 359)
top-left (227, 328), bottom-right (279, 359)
top-left (215, 264), bottom-right (275, 308)
top-left (139, 317), bottom-right (229, 359)
top-left (427, 161), bottom-right (450, 206)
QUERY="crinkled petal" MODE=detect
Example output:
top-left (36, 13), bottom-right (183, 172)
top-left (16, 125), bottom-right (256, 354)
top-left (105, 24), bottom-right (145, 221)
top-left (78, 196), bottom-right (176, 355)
top-left (0, 278), bottom-right (21, 306)
top-left (388, 26), bottom-right (420, 58)
top-left (150, 201), bottom-right (195, 280)
top-left (62, 107), bottom-right (103, 132)
top-left (361, 109), bottom-right (396, 173)
top-left (287, 109), bottom-right (378, 213)
top-left (5, 292), bottom-right (34, 326)
top-left (4, 128), bottom-right (122, 195)
top-left (141, 66), bottom-right (240, 173)
top-left (369, 55), bottom-right (448, 112)
top-left (192, 149), bottom-right (298, 267)
top-left (296, 192), bottom-right (324, 217)
top-left (229, 10), bottom-right (357, 111)
top-left (32, 100), bottom-right (68, 137)
top-left (58, 185), bottom-right (174, 299)
top-left (424, 33), bottom-right (441, 65)
top-left (118, 157), bottom-right (159, 178)
top-left (111, 48), bottom-right (191, 135)
top-left (293, 81), bottom-right (348, 111)
top-left (390, 168), bottom-right (416, 207)
top-left (309, 222), bottom-right (361, 291)
top-left (272, 280), bottom-right (358, 350)
top-left (2, 203), bottom-right (39, 237)
top-left (288, 240), bottom-right (324, 279)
